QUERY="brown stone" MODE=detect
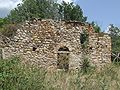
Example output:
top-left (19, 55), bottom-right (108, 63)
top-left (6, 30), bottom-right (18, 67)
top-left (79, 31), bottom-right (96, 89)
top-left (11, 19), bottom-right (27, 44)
top-left (0, 19), bottom-right (111, 69)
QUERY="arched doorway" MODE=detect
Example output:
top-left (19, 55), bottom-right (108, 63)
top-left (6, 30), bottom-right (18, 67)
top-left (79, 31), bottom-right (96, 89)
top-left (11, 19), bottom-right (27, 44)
top-left (57, 46), bottom-right (70, 70)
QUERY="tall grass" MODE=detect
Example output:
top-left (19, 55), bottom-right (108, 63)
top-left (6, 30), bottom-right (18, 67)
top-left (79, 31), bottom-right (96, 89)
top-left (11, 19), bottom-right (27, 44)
top-left (0, 57), bottom-right (46, 90)
top-left (1, 57), bottom-right (120, 90)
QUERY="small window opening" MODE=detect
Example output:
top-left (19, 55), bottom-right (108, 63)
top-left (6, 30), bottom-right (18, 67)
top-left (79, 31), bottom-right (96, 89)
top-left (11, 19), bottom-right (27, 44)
top-left (105, 45), bottom-right (107, 48)
top-left (33, 47), bottom-right (37, 51)
top-left (96, 42), bottom-right (99, 45)
top-left (89, 47), bottom-right (92, 50)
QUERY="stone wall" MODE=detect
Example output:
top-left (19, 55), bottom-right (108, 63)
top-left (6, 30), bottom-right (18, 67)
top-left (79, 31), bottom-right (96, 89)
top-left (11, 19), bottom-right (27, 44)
top-left (0, 19), bottom-right (111, 69)
top-left (89, 33), bottom-right (111, 68)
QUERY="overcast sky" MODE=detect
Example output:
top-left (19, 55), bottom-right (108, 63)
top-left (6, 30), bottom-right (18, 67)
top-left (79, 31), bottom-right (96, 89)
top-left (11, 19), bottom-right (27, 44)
top-left (0, 0), bottom-right (120, 31)
top-left (0, 0), bottom-right (22, 17)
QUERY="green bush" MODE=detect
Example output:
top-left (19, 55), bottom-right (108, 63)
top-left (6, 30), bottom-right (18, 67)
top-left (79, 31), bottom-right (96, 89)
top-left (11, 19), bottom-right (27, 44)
top-left (80, 57), bottom-right (94, 74)
top-left (0, 24), bottom-right (17, 38)
top-left (0, 57), bottom-right (47, 90)
top-left (1, 57), bottom-right (120, 90)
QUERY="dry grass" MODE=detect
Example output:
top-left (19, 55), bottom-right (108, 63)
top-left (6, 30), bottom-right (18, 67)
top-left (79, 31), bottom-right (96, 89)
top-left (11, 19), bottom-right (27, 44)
top-left (1, 57), bottom-right (120, 90)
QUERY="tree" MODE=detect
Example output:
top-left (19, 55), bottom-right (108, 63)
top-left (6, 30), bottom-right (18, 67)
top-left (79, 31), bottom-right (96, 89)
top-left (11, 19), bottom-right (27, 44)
top-left (58, 1), bottom-right (87, 22)
top-left (91, 21), bottom-right (101, 33)
top-left (6, 0), bottom-right (87, 23)
top-left (109, 24), bottom-right (120, 61)
top-left (0, 18), bottom-right (8, 28)
top-left (0, 18), bottom-right (4, 28)
top-left (7, 0), bottom-right (58, 23)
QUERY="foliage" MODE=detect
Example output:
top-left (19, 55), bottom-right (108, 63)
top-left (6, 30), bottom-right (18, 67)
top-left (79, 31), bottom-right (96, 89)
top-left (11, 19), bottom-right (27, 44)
top-left (7, 0), bottom-right (56, 23)
top-left (0, 18), bottom-right (13, 38)
top-left (1, 57), bottom-right (120, 90)
top-left (80, 57), bottom-right (93, 74)
top-left (58, 1), bottom-right (87, 21)
top-left (0, 57), bottom-right (47, 90)
top-left (0, 24), bottom-right (17, 38)
top-left (80, 31), bottom-right (88, 44)
top-left (80, 30), bottom-right (89, 50)
top-left (0, 18), bottom-right (8, 28)
top-left (91, 21), bottom-right (101, 33)
top-left (109, 24), bottom-right (120, 61)
top-left (6, 0), bottom-right (87, 23)
top-left (45, 63), bottom-right (120, 90)
top-left (0, 18), bottom-right (4, 28)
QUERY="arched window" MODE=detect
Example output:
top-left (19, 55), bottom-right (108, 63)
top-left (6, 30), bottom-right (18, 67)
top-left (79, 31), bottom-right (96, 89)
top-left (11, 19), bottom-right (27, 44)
top-left (57, 46), bottom-right (69, 71)
top-left (58, 46), bottom-right (69, 51)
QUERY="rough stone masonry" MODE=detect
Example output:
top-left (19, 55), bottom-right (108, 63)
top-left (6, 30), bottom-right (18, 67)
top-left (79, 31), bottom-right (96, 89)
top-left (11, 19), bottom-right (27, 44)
top-left (0, 19), bottom-right (111, 69)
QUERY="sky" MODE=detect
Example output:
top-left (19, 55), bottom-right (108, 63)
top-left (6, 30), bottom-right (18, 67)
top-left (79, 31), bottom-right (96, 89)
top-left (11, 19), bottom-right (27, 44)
top-left (0, 0), bottom-right (120, 31)
top-left (0, 0), bottom-right (22, 17)
top-left (74, 0), bottom-right (120, 32)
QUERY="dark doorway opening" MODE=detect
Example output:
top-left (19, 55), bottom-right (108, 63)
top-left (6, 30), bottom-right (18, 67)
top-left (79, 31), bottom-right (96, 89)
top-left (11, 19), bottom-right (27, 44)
top-left (57, 46), bottom-right (69, 71)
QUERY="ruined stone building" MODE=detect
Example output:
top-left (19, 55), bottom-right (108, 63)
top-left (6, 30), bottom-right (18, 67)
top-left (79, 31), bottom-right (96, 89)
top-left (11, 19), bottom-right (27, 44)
top-left (0, 19), bottom-right (111, 69)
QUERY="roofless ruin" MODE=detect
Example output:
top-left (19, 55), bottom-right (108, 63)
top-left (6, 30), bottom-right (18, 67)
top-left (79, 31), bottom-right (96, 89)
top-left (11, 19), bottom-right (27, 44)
top-left (0, 19), bottom-right (111, 70)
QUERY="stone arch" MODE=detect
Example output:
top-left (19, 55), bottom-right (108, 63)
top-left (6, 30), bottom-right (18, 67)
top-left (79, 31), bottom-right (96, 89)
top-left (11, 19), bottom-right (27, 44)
top-left (58, 46), bottom-right (69, 51)
top-left (55, 42), bottom-right (72, 53)
top-left (57, 46), bottom-right (70, 70)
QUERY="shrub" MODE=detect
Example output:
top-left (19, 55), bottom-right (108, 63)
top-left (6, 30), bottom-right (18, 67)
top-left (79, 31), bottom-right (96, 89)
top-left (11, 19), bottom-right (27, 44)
top-left (80, 57), bottom-right (94, 74)
top-left (0, 57), bottom-right (47, 90)
top-left (1, 57), bottom-right (120, 90)
top-left (0, 24), bottom-right (17, 38)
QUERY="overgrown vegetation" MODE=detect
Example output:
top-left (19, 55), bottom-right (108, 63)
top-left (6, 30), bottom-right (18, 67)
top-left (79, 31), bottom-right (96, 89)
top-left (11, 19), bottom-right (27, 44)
top-left (80, 57), bottom-right (94, 74)
top-left (6, 0), bottom-right (87, 23)
top-left (109, 24), bottom-right (120, 62)
top-left (0, 24), bottom-right (18, 37)
top-left (0, 0), bottom-right (120, 89)
top-left (91, 21), bottom-right (101, 33)
top-left (1, 57), bottom-right (120, 90)
top-left (0, 57), bottom-right (47, 90)
top-left (80, 30), bottom-right (89, 50)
